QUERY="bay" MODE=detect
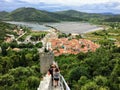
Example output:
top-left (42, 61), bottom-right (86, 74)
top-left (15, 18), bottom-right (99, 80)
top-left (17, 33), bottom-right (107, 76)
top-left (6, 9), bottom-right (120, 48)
top-left (6, 21), bottom-right (103, 34)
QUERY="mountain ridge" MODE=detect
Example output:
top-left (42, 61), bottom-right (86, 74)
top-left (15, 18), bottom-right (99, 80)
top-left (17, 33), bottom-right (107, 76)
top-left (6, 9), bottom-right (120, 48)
top-left (0, 7), bottom-right (83, 22)
top-left (0, 7), bottom-right (119, 22)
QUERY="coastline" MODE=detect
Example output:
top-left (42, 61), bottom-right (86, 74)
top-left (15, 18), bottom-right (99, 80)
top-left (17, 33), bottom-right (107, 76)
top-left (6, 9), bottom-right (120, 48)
top-left (6, 21), bottom-right (104, 34)
top-left (31, 26), bottom-right (104, 34)
top-left (45, 22), bottom-right (104, 34)
top-left (83, 27), bottom-right (104, 33)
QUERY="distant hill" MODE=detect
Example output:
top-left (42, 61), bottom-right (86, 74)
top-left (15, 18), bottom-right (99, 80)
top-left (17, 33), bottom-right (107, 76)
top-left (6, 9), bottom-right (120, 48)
top-left (104, 15), bottom-right (120, 22)
top-left (55, 10), bottom-right (112, 22)
top-left (41, 10), bottom-right (83, 21)
top-left (0, 7), bottom-right (119, 22)
top-left (0, 11), bottom-right (8, 20)
top-left (99, 12), bottom-right (115, 15)
top-left (3, 7), bottom-right (59, 22)
top-left (0, 7), bottom-right (83, 22)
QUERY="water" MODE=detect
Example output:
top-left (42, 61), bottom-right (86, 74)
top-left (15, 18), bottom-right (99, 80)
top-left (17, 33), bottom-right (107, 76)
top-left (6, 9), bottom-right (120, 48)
top-left (46, 22), bottom-right (103, 34)
top-left (6, 21), bottom-right (103, 33)
top-left (6, 21), bottom-right (51, 31)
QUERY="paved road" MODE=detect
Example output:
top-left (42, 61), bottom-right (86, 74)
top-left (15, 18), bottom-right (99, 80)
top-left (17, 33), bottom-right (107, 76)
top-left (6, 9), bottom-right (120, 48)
top-left (16, 31), bottom-right (27, 41)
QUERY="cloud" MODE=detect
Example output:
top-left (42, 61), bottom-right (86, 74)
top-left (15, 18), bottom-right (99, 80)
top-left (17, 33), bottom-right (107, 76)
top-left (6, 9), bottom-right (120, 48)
top-left (3, 0), bottom-right (120, 5)
top-left (16, 0), bottom-right (120, 6)
top-left (1, 0), bottom-right (120, 14)
top-left (4, 0), bottom-right (13, 2)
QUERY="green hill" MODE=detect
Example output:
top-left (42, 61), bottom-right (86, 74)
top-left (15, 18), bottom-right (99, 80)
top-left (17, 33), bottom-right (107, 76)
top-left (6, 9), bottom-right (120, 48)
top-left (0, 21), bottom-right (15, 43)
top-left (104, 15), bottom-right (120, 22)
top-left (41, 10), bottom-right (83, 21)
top-left (0, 11), bottom-right (8, 20)
top-left (4, 7), bottom-right (59, 22)
top-left (55, 10), bottom-right (113, 23)
top-left (0, 7), bottom-right (83, 22)
top-left (0, 7), bottom-right (119, 23)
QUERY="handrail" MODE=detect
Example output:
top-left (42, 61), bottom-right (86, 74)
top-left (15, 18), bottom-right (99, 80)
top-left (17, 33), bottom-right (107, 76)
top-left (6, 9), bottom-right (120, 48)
top-left (60, 74), bottom-right (70, 90)
top-left (38, 61), bottom-right (70, 90)
top-left (54, 61), bottom-right (70, 90)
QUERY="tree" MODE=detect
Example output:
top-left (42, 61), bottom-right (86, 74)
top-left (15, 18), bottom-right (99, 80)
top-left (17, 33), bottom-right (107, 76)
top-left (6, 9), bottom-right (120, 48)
top-left (25, 53), bottom-right (33, 66)
top-left (20, 52), bottom-right (26, 66)
top-left (1, 56), bottom-right (12, 74)
top-left (110, 59), bottom-right (120, 90)
top-left (78, 76), bottom-right (89, 86)
top-left (27, 42), bottom-right (34, 48)
top-left (9, 40), bottom-right (18, 48)
top-left (94, 75), bottom-right (108, 87)
top-left (77, 52), bottom-right (87, 60)
top-left (0, 74), bottom-right (14, 86)
top-left (1, 43), bottom-right (9, 56)
top-left (35, 42), bottom-right (43, 48)
top-left (68, 65), bottom-right (89, 82)
top-left (27, 76), bottom-right (39, 89)
top-left (81, 81), bottom-right (99, 90)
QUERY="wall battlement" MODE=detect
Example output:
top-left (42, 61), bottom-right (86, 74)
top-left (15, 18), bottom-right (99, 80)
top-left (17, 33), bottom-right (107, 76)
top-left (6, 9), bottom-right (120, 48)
top-left (39, 52), bottom-right (54, 74)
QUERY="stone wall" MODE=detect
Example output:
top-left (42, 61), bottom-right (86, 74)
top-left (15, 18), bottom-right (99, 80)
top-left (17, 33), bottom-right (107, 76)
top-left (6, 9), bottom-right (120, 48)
top-left (40, 52), bottom-right (54, 74)
top-left (37, 74), bottom-right (52, 90)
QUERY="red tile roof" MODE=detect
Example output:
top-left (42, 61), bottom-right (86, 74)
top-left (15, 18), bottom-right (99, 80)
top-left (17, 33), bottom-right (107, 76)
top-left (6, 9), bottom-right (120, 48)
top-left (48, 38), bottom-right (100, 56)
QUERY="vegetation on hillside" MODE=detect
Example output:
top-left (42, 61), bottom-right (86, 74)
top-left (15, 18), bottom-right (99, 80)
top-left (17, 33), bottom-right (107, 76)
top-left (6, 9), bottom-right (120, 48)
top-left (0, 11), bottom-right (120, 90)
top-left (0, 11), bottom-right (8, 20)
top-left (85, 22), bottom-right (120, 44)
top-left (0, 22), bottom-right (42, 90)
top-left (0, 47), bottom-right (41, 90)
top-left (0, 21), bottom-right (17, 43)
top-left (0, 7), bottom-right (120, 24)
top-left (0, 7), bottom-right (83, 22)
top-left (55, 22), bottom-right (120, 90)
top-left (104, 15), bottom-right (120, 22)
top-left (55, 42), bottom-right (120, 90)
top-left (1, 7), bottom-right (120, 23)
top-left (55, 10), bottom-right (115, 24)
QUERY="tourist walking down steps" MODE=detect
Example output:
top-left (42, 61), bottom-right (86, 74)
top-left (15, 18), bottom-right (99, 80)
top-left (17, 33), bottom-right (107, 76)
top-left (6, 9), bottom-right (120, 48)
top-left (48, 64), bottom-right (54, 86)
top-left (53, 67), bottom-right (60, 87)
top-left (48, 64), bottom-right (60, 87)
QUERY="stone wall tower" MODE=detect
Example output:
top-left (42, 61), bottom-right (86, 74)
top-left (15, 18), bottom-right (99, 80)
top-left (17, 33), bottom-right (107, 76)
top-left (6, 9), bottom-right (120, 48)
top-left (39, 52), bottom-right (54, 75)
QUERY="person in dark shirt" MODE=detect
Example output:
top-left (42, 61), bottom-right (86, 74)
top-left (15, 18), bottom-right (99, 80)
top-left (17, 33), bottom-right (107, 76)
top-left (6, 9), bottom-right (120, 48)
top-left (48, 64), bottom-right (55, 86)
top-left (53, 68), bottom-right (60, 87)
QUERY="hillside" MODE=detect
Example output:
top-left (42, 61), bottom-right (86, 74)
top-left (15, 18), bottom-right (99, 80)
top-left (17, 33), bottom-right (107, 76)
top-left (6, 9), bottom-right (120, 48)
top-left (0, 11), bottom-right (8, 20)
top-left (4, 7), bottom-right (59, 22)
top-left (0, 21), bottom-right (16, 43)
top-left (0, 19), bottom-right (120, 90)
top-left (104, 15), bottom-right (120, 22)
top-left (0, 7), bottom-right (120, 23)
top-left (0, 7), bottom-right (83, 22)
top-left (41, 10), bottom-right (83, 21)
top-left (55, 10), bottom-right (113, 23)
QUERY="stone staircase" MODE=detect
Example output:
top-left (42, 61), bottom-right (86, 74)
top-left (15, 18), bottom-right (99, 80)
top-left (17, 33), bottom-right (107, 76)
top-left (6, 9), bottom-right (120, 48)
top-left (38, 52), bottom-right (70, 90)
top-left (37, 71), bottom-right (70, 90)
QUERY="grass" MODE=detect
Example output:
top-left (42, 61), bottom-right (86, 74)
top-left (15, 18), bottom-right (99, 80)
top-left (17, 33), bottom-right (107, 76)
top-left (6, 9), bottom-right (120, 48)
top-left (31, 31), bottom-right (48, 36)
top-left (18, 30), bottom-right (48, 41)
top-left (84, 28), bottom-right (120, 45)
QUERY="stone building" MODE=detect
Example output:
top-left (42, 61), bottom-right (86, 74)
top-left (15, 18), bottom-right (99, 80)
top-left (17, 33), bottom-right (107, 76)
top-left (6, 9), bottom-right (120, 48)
top-left (39, 52), bottom-right (54, 75)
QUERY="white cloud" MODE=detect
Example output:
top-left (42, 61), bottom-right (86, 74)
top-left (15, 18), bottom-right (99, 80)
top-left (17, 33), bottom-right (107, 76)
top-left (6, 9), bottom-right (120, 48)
top-left (4, 0), bottom-right (14, 2)
top-left (113, 5), bottom-right (120, 10)
top-left (2, 0), bottom-right (120, 13)
top-left (19, 0), bottom-right (41, 4)
top-left (17, 0), bottom-right (120, 6)
top-left (4, 0), bottom-right (120, 7)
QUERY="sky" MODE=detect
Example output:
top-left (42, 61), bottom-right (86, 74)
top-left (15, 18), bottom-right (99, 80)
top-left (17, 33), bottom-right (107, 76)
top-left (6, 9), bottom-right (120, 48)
top-left (0, 0), bottom-right (120, 14)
